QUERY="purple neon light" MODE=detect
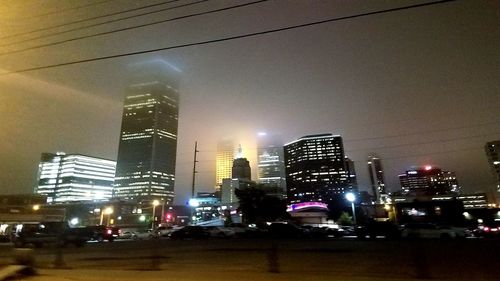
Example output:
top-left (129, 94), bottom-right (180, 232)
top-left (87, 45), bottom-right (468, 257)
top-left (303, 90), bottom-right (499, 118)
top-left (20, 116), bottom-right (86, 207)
top-left (287, 202), bottom-right (328, 212)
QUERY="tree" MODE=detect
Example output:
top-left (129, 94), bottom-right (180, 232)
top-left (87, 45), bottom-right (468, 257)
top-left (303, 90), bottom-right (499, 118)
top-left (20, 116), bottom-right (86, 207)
top-left (337, 211), bottom-right (353, 226)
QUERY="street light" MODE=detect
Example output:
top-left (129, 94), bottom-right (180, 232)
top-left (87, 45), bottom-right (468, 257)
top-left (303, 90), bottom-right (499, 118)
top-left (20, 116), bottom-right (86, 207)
top-left (345, 192), bottom-right (357, 225)
top-left (152, 200), bottom-right (160, 229)
top-left (32, 204), bottom-right (40, 211)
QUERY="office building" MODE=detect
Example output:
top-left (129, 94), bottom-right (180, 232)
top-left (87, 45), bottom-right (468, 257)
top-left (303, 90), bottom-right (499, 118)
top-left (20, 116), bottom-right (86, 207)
top-left (35, 152), bottom-right (115, 203)
top-left (398, 166), bottom-right (460, 196)
top-left (215, 139), bottom-right (235, 187)
top-left (257, 133), bottom-right (286, 197)
top-left (232, 157), bottom-right (251, 180)
top-left (345, 157), bottom-right (358, 189)
top-left (284, 133), bottom-right (350, 204)
top-left (367, 155), bottom-right (386, 203)
top-left (485, 141), bottom-right (500, 192)
top-left (113, 61), bottom-right (179, 204)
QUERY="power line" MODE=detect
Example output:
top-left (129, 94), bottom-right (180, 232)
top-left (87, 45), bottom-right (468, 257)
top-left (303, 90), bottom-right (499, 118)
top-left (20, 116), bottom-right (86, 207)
top-left (345, 131), bottom-right (500, 153)
top-left (0, 0), bottom-right (269, 56)
top-left (345, 121), bottom-right (500, 143)
top-left (27, 0), bottom-right (115, 19)
top-left (0, 0), bottom-right (204, 47)
top-left (0, 0), bottom-right (457, 76)
top-left (350, 146), bottom-right (482, 163)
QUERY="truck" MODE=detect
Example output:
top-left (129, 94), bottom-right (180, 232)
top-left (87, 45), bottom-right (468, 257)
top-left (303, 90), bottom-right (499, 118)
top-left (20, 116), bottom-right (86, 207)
top-left (12, 222), bottom-right (93, 248)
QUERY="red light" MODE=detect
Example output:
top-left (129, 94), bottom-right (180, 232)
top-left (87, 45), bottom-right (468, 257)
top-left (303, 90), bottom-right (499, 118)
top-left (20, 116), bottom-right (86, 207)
top-left (484, 227), bottom-right (490, 232)
top-left (107, 229), bottom-right (112, 234)
top-left (166, 214), bottom-right (172, 219)
top-left (425, 165), bottom-right (432, 171)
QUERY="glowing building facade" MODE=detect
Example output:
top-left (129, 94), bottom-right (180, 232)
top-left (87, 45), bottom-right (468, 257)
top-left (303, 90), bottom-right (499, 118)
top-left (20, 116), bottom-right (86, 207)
top-left (215, 139), bottom-right (235, 187)
top-left (485, 141), bottom-right (500, 193)
top-left (113, 62), bottom-right (179, 204)
top-left (398, 166), bottom-right (460, 196)
top-left (284, 134), bottom-right (350, 204)
top-left (367, 155), bottom-right (386, 203)
top-left (35, 152), bottom-right (115, 203)
top-left (257, 134), bottom-right (286, 197)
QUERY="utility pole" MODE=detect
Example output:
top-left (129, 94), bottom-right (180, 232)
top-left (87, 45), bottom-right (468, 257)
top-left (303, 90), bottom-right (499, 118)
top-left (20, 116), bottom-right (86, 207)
top-left (191, 141), bottom-right (199, 198)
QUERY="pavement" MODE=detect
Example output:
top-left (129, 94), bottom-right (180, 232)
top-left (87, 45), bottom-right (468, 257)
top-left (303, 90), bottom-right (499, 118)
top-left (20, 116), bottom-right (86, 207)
top-left (1, 238), bottom-right (499, 280)
top-left (14, 268), bottom-right (498, 281)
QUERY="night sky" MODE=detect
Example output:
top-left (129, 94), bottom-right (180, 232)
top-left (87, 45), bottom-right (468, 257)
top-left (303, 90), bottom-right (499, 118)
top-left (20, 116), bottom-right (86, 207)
top-left (0, 0), bottom-right (499, 205)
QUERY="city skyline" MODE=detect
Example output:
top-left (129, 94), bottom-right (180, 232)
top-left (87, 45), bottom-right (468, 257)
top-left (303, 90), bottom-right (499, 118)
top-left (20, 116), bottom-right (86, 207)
top-left (0, 0), bottom-right (499, 205)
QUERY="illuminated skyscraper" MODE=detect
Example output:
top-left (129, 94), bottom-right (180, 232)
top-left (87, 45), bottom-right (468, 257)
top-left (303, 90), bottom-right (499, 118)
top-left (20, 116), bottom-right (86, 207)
top-left (215, 139), bottom-right (235, 187)
top-left (113, 61), bottom-right (179, 204)
top-left (398, 166), bottom-right (460, 195)
top-left (345, 156), bottom-right (358, 190)
top-left (35, 152), bottom-right (115, 203)
top-left (257, 133), bottom-right (286, 197)
top-left (284, 134), bottom-right (350, 204)
top-left (367, 155), bottom-right (386, 203)
top-left (485, 141), bottom-right (500, 193)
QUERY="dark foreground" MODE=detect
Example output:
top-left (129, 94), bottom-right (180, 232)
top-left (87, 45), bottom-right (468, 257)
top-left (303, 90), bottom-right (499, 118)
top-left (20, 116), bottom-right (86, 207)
top-left (1, 238), bottom-right (499, 280)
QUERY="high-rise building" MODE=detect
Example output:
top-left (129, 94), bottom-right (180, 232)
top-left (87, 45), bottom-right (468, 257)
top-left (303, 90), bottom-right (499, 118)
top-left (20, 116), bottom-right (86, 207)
top-left (113, 61), bottom-right (179, 204)
top-left (232, 158), bottom-right (251, 180)
top-left (367, 155), bottom-right (386, 203)
top-left (257, 133), bottom-right (286, 196)
top-left (485, 141), bottom-right (500, 192)
top-left (35, 152), bottom-right (115, 203)
top-left (345, 157), bottom-right (358, 190)
top-left (215, 139), bottom-right (235, 187)
top-left (284, 133), bottom-right (350, 204)
top-left (398, 166), bottom-right (460, 195)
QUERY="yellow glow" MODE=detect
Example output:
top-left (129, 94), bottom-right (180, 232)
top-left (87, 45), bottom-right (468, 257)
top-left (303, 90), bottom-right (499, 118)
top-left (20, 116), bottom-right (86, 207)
top-left (104, 207), bottom-right (113, 215)
top-left (152, 199), bottom-right (160, 206)
top-left (32, 204), bottom-right (40, 211)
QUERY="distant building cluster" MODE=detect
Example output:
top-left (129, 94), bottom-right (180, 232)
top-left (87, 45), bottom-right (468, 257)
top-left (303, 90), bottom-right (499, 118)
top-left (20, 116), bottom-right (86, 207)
top-left (24, 60), bottom-right (500, 228)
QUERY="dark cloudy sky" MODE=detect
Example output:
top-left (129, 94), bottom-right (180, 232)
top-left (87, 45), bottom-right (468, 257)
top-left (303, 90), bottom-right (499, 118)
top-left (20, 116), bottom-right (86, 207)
top-left (0, 0), bottom-right (499, 205)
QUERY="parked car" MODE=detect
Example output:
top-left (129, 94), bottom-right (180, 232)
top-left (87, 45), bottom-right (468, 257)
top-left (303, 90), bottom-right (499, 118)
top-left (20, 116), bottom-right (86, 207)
top-left (473, 223), bottom-right (500, 238)
top-left (118, 230), bottom-right (135, 240)
top-left (401, 223), bottom-right (466, 239)
top-left (168, 226), bottom-right (209, 240)
top-left (156, 225), bottom-right (183, 237)
top-left (132, 229), bottom-right (155, 240)
top-left (267, 222), bottom-right (305, 238)
top-left (205, 226), bottom-right (235, 238)
top-left (12, 222), bottom-right (92, 248)
top-left (86, 225), bottom-right (120, 242)
top-left (356, 221), bottom-right (401, 239)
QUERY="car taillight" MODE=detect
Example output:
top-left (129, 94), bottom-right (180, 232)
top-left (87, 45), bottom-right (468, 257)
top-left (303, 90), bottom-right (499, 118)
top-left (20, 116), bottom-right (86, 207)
top-left (484, 227), bottom-right (490, 232)
top-left (107, 229), bottom-right (112, 234)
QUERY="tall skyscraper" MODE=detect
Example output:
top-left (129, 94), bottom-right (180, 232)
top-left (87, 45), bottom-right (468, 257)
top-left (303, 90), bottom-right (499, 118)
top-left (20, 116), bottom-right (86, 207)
top-left (485, 141), bottom-right (500, 193)
top-left (215, 139), bottom-right (235, 187)
top-left (35, 152), bottom-right (115, 203)
top-left (257, 133), bottom-right (286, 195)
top-left (398, 166), bottom-right (460, 195)
top-left (367, 155), bottom-right (386, 203)
top-left (113, 61), bottom-right (179, 205)
top-left (345, 156), bottom-right (358, 190)
top-left (284, 133), bottom-right (350, 204)
top-left (232, 158), bottom-right (251, 180)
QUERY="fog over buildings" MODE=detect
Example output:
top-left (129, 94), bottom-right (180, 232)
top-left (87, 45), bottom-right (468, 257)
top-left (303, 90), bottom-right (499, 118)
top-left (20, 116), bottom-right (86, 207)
top-left (0, 0), bottom-right (499, 205)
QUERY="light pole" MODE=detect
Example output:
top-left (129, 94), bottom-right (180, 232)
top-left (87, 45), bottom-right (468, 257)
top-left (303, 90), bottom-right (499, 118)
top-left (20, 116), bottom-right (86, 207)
top-left (152, 200), bottom-right (159, 229)
top-left (345, 192), bottom-right (357, 225)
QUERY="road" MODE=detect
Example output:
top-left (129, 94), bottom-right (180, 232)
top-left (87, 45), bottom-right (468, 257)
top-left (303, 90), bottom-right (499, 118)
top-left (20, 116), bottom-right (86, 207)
top-left (1, 237), bottom-right (499, 280)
